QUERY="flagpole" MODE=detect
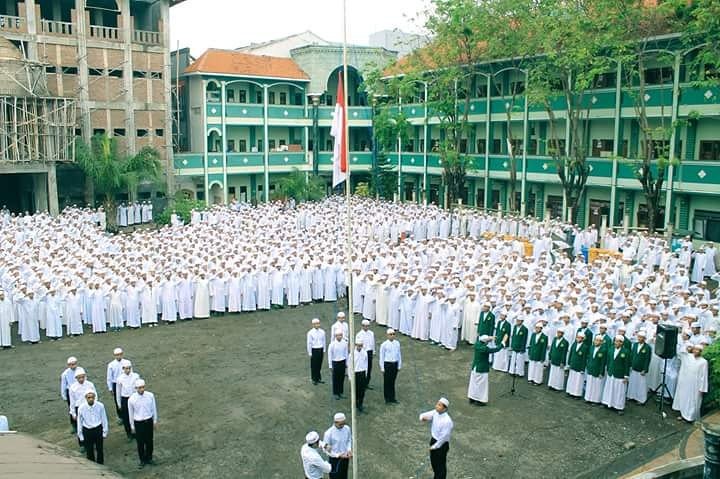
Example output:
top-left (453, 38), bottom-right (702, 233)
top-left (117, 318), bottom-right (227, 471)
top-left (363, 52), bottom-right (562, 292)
top-left (342, 0), bottom-right (358, 477)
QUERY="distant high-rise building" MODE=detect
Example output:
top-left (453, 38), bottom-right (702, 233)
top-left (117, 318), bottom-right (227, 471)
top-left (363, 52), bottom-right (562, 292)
top-left (369, 29), bottom-right (426, 57)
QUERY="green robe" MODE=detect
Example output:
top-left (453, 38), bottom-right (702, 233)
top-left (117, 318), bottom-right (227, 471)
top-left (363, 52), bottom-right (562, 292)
top-left (472, 341), bottom-right (503, 373)
top-left (476, 310), bottom-right (496, 337)
top-left (586, 345), bottom-right (607, 377)
top-left (527, 332), bottom-right (548, 362)
top-left (606, 347), bottom-right (631, 379)
top-left (549, 337), bottom-right (569, 367)
top-left (630, 342), bottom-right (652, 374)
top-left (567, 341), bottom-right (590, 372)
top-left (576, 327), bottom-right (593, 349)
top-left (495, 320), bottom-right (511, 347)
top-left (510, 324), bottom-right (528, 353)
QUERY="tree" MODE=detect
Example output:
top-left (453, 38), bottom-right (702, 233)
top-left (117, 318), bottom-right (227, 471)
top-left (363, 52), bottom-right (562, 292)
top-left (273, 168), bottom-right (325, 202)
top-left (371, 106), bottom-right (405, 200)
top-left (75, 134), bottom-right (163, 228)
top-left (524, 0), bottom-right (624, 224)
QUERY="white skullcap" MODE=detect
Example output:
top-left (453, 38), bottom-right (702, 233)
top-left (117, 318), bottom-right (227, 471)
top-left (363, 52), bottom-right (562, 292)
top-left (483, 302), bottom-right (491, 307)
top-left (361, 319), bottom-right (370, 326)
top-left (333, 412), bottom-right (346, 422)
top-left (577, 331), bottom-right (585, 338)
top-left (84, 389), bottom-right (96, 397)
top-left (337, 312), bottom-right (346, 318)
top-left (438, 397), bottom-right (450, 408)
top-left (113, 347), bottom-right (123, 355)
top-left (120, 359), bottom-right (132, 368)
top-left (311, 318), bottom-right (320, 324)
top-left (637, 330), bottom-right (647, 337)
top-left (135, 379), bottom-right (146, 388)
top-left (691, 322), bottom-right (701, 328)
top-left (615, 335), bottom-right (625, 342)
top-left (478, 335), bottom-right (492, 343)
top-left (67, 356), bottom-right (78, 364)
top-left (305, 431), bottom-right (320, 444)
top-left (74, 367), bottom-right (86, 376)
top-left (535, 321), bottom-right (543, 328)
top-left (387, 328), bottom-right (396, 334)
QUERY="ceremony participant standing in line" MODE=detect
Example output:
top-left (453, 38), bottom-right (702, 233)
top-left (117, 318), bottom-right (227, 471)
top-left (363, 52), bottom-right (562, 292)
top-left (627, 330), bottom-right (652, 404)
top-left (355, 320), bottom-right (375, 388)
top-left (0, 290), bottom-right (13, 348)
top-left (301, 431), bottom-right (331, 479)
top-left (527, 323), bottom-right (548, 385)
top-left (128, 379), bottom-right (158, 467)
top-left (508, 317), bottom-right (528, 376)
top-left (672, 344), bottom-right (709, 423)
top-left (106, 348), bottom-right (125, 422)
top-left (115, 360), bottom-right (139, 439)
top-left (327, 331), bottom-right (349, 400)
top-left (61, 357), bottom-right (79, 431)
top-left (492, 312), bottom-right (511, 372)
top-left (68, 368), bottom-right (96, 448)
top-left (419, 397), bottom-right (454, 479)
top-left (379, 328), bottom-right (402, 404)
top-left (602, 336), bottom-right (631, 415)
top-left (352, 340), bottom-right (368, 412)
top-left (307, 318), bottom-right (326, 385)
top-left (584, 335), bottom-right (608, 404)
top-left (323, 413), bottom-right (352, 479)
top-left (77, 390), bottom-right (108, 464)
top-left (331, 312), bottom-right (349, 341)
top-left (547, 330), bottom-right (569, 391)
top-left (468, 335), bottom-right (500, 405)
top-left (566, 332), bottom-right (589, 398)
top-left (476, 302), bottom-right (495, 339)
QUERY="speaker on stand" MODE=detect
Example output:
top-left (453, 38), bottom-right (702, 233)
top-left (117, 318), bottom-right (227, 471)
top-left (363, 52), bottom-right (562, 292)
top-left (653, 323), bottom-right (678, 418)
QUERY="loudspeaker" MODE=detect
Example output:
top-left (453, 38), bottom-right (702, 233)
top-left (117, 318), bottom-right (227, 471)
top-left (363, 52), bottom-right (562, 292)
top-left (655, 324), bottom-right (678, 359)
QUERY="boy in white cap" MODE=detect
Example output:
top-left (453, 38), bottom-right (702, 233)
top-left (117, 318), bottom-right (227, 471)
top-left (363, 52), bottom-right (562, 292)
top-left (76, 390), bottom-right (108, 464)
top-left (106, 347), bottom-right (125, 423)
top-left (323, 412), bottom-right (352, 479)
top-left (128, 379), bottom-right (158, 467)
top-left (331, 312), bottom-right (349, 341)
top-left (379, 328), bottom-right (402, 404)
top-left (627, 330), bottom-right (651, 404)
top-left (301, 431), bottom-right (331, 479)
top-left (601, 335), bottom-right (631, 414)
top-left (60, 356), bottom-right (79, 431)
top-left (355, 319), bottom-right (375, 388)
top-left (672, 343), bottom-right (708, 422)
top-left (115, 359), bottom-right (139, 438)
top-left (468, 335), bottom-right (501, 405)
top-left (419, 397), bottom-right (453, 479)
top-left (68, 367), bottom-right (96, 448)
top-left (307, 318), bottom-right (326, 385)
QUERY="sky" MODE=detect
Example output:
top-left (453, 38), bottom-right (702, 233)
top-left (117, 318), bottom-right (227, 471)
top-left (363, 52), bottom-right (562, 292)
top-left (170, 0), bottom-right (429, 57)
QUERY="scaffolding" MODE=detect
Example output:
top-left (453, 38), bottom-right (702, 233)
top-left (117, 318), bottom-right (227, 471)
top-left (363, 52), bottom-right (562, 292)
top-left (0, 96), bottom-right (76, 163)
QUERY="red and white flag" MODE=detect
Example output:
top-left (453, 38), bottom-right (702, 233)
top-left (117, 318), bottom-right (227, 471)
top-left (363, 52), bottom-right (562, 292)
top-left (331, 72), bottom-right (347, 187)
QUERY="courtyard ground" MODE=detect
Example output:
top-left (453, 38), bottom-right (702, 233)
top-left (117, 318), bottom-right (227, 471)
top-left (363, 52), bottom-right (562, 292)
top-left (0, 301), bottom-right (693, 478)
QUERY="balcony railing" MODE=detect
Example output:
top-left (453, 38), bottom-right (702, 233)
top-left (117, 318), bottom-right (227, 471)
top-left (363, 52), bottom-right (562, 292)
top-left (40, 19), bottom-right (73, 36)
top-left (90, 25), bottom-right (120, 41)
top-left (0, 14), bottom-right (24, 33)
top-left (133, 29), bottom-right (161, 45)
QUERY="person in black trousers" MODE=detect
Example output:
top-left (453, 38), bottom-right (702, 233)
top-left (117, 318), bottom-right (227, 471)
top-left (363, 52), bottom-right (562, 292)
top-left (306, 318), bottom-right (326, 385)
top-left (327, 332), bottom-right (349, 400)
top-left (76, 390), bottom-right (109, 465)
top-left (420, 398), bottom-right (454, 479)
top-left (379, 328), bottom-right (402, 404)
top-left (128, 379), bottom-right (158, 467)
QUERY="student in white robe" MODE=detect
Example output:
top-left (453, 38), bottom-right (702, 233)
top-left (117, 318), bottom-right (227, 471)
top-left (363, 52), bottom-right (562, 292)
top-left (323, 262), bottom-right (338, 302)
top-left (440, 295), bottom-right (462, 351)
top-left (374, 276), bottom-right (390, 326)
top-left (177, 273), bottom-right (194, 320)
top-left (107, 286), bottom-right (124, 331)
top-left (209, 272), bottom-right (228, 315)
top-left (351, 269), bottom-right (364, 314)
top-left (311, 263), bottom-right (324, 302)
top-left (125, 281), bottom-right (141, 328)
top-left (286, 265), bottom-right (301, 307)
top-left (140, 280), bottom-right (159, 327)
top-left (270, 266), bottom-right (286, 308)
top-left (65, 288), bottom-right (85, 336)
top-left (428, 289), bottom-right (445, 344)
top-left (411, 285), bottom-right (435, 341)
top-left (256, 266), bottom-right (271, 310)
top-left (45, 289), bottom-right (64, 340)
top-left (361, 274), bottom-right (377, 321)
top-left (626, 330), bottom-right (651, 404)
top-left (672, 343), bottom-right (708, 423)
top-left (194, 273), bottom-right (211, 319)
top-left (241, 269), bottom-right (257, 311)
top-left (398, 288), bottom-right (416, 336)
top-left (460, 293), bottom-right (481, 344)
top-left (299, 263), bottom-right (313, 304)
top-left (227, 272), bottom-right (242, 313)
top-left (90, 284), bottom-right (108, 333)
top-left (0, 290), bottom-right (14, 348)
top-left (526, 321), bottom-right (548, 385)
top-left (16, 290), bottom-right (40, 343)
top-left (331, 312), bottom-right (349, 341)
top-left (158, 274), bottom-right (178, 323)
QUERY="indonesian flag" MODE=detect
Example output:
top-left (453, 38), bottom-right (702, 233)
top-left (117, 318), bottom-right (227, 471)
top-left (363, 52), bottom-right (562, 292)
top-left (331, 71), bottom-right (347, 187)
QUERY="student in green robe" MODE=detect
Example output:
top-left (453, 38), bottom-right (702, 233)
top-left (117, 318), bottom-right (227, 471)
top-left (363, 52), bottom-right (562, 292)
top-left (627, 330), bottom-right (652, 404)
top-left (584, 335), bottom-right (608, 404)
top-left (527, 322), bottom-right (548, 385)
top-left (547, 330), bottom-right (569, 391)
top-left (566, 332), bottom-right (590, 397)
top-left (508, 317), bottom-right (528, 376)
top-left (601, 335), bottom-right (632, 414)
top-left (467, 335), bottom-right (502, 405)
top-left (476, 303), bottom-right (495, 337)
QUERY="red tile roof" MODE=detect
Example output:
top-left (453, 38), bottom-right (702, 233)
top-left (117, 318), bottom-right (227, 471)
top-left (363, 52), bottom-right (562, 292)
top-left (184, 49), bottom-right (309, 81)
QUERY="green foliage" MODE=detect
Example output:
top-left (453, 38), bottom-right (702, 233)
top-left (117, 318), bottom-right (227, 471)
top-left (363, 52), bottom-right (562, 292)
top-left (355, 182), bottom-right (371, 197)
top-left (373, 109), bottom-right (411, 152)
top-left (371, 152), bottom-right (398, 200)
top-left (703, 340), bottom-right (720, 410)
top-left (272, 169), bottom-right (325, 203)
top-left (156, 198), bottom-right (206, 226)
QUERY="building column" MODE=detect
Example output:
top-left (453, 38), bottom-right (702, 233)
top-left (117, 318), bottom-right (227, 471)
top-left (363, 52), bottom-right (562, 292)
top-left (33, 173), bottom-right (48, 212)
top-left (119, 0), bottom-right (136, 155)
top-left (677, 194), bottom-right (690, 231)
top-left (48, 163), bottom-right (59, 216)
top-left (534, 183), bottom-right (545, 220)
top-left (24, 0), bottom-right (38, 60)
top-left (161, 0), bottom-right (175, 199)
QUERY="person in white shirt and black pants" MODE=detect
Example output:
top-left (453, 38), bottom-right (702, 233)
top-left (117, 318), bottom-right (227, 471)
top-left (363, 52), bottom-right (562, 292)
top-left (128, 379), bottom-right (158, 467)
top-left (327, 332), bottom-right (349, 399)
top-left (379, 328), bottom-right (402, 404)
top-left (420, 397), bottom-right (454, 479)
top-left (307, 318), bottom-right (326, 385)
top-left (353, 341), bottom-right (368, 412)
top-left (323, 412), bottom-right (352, 479)
top-left (355, 320), bottom-right (375, 388)
top-left (77, 390), bottom-right (109, 464)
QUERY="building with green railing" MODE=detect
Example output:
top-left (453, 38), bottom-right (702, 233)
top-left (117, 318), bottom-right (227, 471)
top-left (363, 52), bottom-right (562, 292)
top-left (173, 36), bottom-right (720, 240)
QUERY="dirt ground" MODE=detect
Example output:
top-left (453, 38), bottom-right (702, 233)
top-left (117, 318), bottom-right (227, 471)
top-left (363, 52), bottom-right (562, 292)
top-left (0, 301), bottom-right (690, 479)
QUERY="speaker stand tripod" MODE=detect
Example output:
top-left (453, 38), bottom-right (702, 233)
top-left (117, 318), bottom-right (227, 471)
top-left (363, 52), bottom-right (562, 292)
top-left (498, 354), bottom-right (530, 399)
top-left (653, 358), bottom-right (674, 418)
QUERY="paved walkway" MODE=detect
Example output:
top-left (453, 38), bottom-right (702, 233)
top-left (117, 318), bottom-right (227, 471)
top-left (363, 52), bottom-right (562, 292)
top-left (622, 410), bottom-right (719, 478)
top-left (0, 433), bottom-right (122, 478)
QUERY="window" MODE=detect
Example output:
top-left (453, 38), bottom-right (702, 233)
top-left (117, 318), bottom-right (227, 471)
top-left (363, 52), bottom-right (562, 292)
top-left (149, 71), bottom-right (163, 80)
top-left (155, 129), bottom-right (164, 137)
top-left (700, 141), bottom-right (720, 161)
top-left (108, 69), bottom-right (123, 78)
top-left (592, 139), bottom-right (614, 157)
top-left (279, 139), bottom-right (286, 147)
top-left (256, 91), bottom-right (263, 104)
top-left (644, 67), bottom-right (673, 85)
top-left (228, 186), bottom-right (236, 196)
top-left (491, 139), bottom-right (502, 154)
top-left (594, 72), bottom-right (616, 89)
top-left (459, 138), bottom-right (467, 154)
top-left (138, 192), bottom-right (151, 200)
top-left (62, 66), bottom-right (78, 75)
top-left (257, 139), bottom-right (263, 152)
top-left (238, 139), bottom-right (247, 152)
top-left (89, 68), bottom-right (103, 76)
top-left (113, 128), bottom-right (126, 137)
top-left (227, 89), bottom-right (235, 103)
top-left (326, 139), bottom-right (333, 151)
top-left (268, 92), bottom-right (275, 104)
top-left (74, 128), bottom-right (82, 137)
top-left (476, 84), bottom-right (489, 98)
top-left (227, 140), bottom-right (235, 152)
top-left (528, 139), bottom-right (538, 155)
top-left (133, 71), bottom-right (147, 79)
top-left (419, 139), bottom-right (425, 153)
top-left (404, 140), bottom-right (415, 152)
top-left (294, 93), bottom-right (302, 105)
top-left (430, 139), bottom-right (440, 152)
top-left (239, 90), bottom-right (247, 103)
top-left (46, 65), bottom-right (57, 74)
top-left (325, 95), bottom-right (333, 106)
top-left (279, 92), bottom-right (287, 105)
top-left (476, 139), bottom-right (486, 154)
top-left (547, 139), bottom-right (566, 156)
top-left (137, 129), bottom-right (149, 137)
top-left (269, 139), bottom-right (276, 150)
top-left (509, 139), bottom-right (523, 155)
top-left (509, 81), bottom-right (525, 95)
top-left (93, 128), bottom-right (106, 136)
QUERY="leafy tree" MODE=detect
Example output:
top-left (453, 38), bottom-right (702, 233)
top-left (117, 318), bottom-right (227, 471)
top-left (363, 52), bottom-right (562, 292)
top-left (75, 134), bottom-right (163, 228)
top-left (370, 106), bottom-right (406, 199)
top-left (273, 168), bottom-right (325, 202)
top-left (156, 198), bottom-right (206, 225)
